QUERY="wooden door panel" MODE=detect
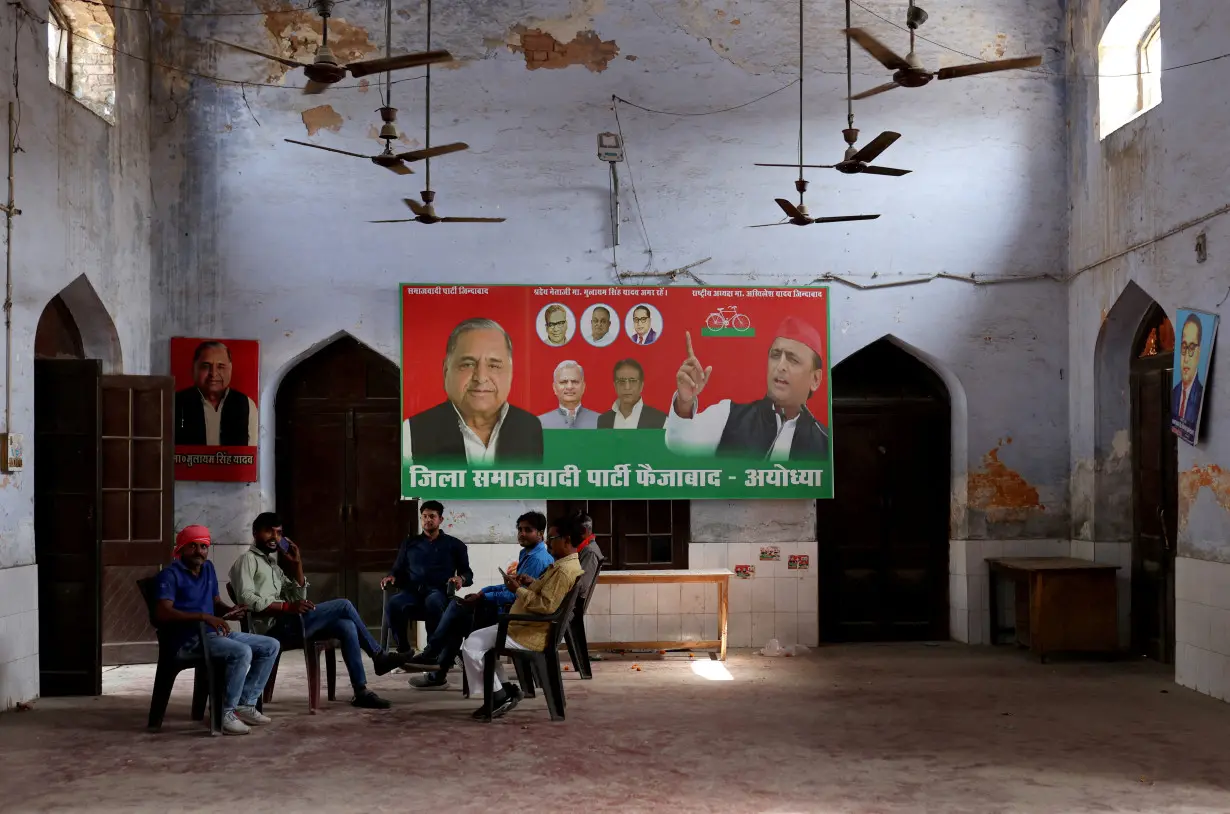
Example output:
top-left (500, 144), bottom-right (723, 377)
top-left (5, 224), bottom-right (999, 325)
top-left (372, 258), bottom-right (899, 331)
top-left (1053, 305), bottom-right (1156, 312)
top-left (99, 375), bottom-right (175, 665)
top-left (285, 412), bottom-right (348, 591)
top-left (352, 411), bottom-right (404, 628)
top-left (1132, 357), bottom-right (1177, 663)
top-left (34, 359), bottom-right (102, 696)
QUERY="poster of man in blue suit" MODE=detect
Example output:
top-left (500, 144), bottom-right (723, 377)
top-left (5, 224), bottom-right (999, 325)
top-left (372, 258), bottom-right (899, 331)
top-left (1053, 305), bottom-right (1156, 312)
top-left (1171, 308), bottom-right (1219, 445)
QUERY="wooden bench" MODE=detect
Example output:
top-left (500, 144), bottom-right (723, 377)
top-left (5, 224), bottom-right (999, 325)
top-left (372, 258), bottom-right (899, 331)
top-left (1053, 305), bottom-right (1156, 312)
top-left (986, 557), bottom-right (1120, 662)
top-left (591, 569), bottom-right (733, 660)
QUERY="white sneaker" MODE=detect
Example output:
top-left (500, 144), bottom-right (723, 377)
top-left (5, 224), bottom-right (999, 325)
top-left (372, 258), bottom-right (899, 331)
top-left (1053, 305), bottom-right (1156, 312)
top-left (234, 706), bottom-right (272, 726)
top-left (221, 711), bottom-right (251, 736)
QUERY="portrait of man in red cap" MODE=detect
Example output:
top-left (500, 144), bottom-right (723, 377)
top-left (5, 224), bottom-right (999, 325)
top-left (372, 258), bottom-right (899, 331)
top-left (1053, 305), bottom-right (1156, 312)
top-left (664, 316), bottom-right (830, 461)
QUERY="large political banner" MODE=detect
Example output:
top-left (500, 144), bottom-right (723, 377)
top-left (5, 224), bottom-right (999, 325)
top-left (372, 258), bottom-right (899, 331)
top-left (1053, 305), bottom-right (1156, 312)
top-left (400, 284), bottom-right (834, 499)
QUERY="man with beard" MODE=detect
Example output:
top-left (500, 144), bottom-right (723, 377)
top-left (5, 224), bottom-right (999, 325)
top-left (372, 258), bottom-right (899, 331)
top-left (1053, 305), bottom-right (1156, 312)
top-left (664, 317), bottom-right (830, 461)
top-left (155, 525), bottom-right (279, 735)
top-left (538, 360), bottom-right (601, 429)
top-left (174, 340), bottom-right (258, 446)
top-left (404, 511), bottom-right (554, 689)
top-left (403, 318), bottom-right (543, 465)
top-left (229, 512), bottom-right (411, 709)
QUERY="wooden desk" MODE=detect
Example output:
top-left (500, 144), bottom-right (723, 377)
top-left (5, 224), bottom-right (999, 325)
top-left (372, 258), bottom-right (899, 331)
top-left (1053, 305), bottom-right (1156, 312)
top-left (593, 569), bottom-right (732, 660)
top-left (986, 557), bottom-right (1120, 662)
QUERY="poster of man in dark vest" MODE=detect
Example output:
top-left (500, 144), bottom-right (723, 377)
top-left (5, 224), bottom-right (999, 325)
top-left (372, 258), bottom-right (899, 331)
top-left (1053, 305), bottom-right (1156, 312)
top-left (171, 337), bottom-right (260, 482)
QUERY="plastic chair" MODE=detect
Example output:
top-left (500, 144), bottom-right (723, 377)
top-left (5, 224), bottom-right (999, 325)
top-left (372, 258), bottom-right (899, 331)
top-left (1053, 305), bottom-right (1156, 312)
top-left (137, 576), bottom-right (224, 735)
top-left (564, 560), bottom-right (604, 679)
top-left (463, 581), bottom-right (583, 722)
top-left (226, 584), bottom-right (338, 713)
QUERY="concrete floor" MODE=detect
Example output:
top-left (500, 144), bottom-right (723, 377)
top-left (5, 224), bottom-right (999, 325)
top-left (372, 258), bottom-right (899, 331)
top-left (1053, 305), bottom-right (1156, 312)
top-left (2, 645), bottom-right (1229, 813)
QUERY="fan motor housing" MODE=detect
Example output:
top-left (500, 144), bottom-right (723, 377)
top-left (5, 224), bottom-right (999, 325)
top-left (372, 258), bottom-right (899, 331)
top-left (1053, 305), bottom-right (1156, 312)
top-left (893, 68), bottom-right (933, 88)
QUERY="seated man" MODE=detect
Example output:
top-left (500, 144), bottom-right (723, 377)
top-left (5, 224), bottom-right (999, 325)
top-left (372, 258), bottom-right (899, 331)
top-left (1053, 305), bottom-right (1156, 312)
top-left (229, 512), bottom-right (412, 709)
top-left (380, 500), bottom-right (474, 652)
top-left (455, 515), bottom-right (584, 720)
top-left (407, 510), bottom-right (555, 689)
top-left (155, 525), bottom-right (280, 736)
top-left (573, 511), bottom-right (606, 603)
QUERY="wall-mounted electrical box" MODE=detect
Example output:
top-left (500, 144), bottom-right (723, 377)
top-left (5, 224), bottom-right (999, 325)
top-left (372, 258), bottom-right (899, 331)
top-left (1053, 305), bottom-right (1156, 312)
top-left (0, 432), bottom-right (23, 471)
top-left (597, 132), bottom-right (624, 162)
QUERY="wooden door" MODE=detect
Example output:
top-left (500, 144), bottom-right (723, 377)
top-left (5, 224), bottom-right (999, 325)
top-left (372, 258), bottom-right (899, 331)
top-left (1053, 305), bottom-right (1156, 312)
top-left (99, 375), bottom-right (176, 665)
top-left (276, 338), bottom-right (404, 633)
top-left (34, 359), bottom-right (102, 696)
top-left (816, 340), bottom-right (950, 642)
top-left (1131, 308), bottom-right (1178, 664)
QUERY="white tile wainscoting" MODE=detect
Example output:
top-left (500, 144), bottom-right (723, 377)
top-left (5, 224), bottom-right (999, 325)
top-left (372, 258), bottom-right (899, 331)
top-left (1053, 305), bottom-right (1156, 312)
top-left (0, 563), bottom-right (39, 710)
top-left (581, 542), bottom-right (820, 650)
top-left (1175, 556), bottom-right (1230, 702)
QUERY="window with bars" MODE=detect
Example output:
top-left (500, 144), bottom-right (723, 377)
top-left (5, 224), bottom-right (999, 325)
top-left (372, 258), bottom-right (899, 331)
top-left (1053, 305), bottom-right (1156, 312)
top-left (546, 500), bottom-right (690, 570)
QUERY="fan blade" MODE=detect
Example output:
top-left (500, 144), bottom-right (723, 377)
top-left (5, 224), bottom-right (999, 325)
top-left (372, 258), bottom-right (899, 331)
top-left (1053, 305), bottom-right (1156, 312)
top-left (440, 217), bottom-right (506, 223)
top-left (382, 161), bottom-right (414, 176)
top-left (810, 215), bottom-right (881, 224)
top-left (303, 79), bottom-right (330, 95)
top-left (283, 139), bottom-right (371, 160)
top-left (369, 218), bottom-right (417, 223)
top-left (850, 82), bottom-right (900, 101)
top-left (404, 198), bottom-right (428, 216)
top-left (396, 142), bottom-right (469, 162)
top-left (860, 165), bottom-right (911, 177)
top-left (936, 55), bottom-right (1042, 80)
top-left (774, 198), bottom-right (803, 219)
top-left (212, 39), bottom-right (311, 69)
top-left (755, 163), bottom-right (837, 169)
top-left (843, 28), bottom-right (911, 71)
top-left (749, 222), bottom-right (792, 228)
top-left (850, 131), bottom-right (900, 163)
top-left (347, 50), bottom-right (454, 78)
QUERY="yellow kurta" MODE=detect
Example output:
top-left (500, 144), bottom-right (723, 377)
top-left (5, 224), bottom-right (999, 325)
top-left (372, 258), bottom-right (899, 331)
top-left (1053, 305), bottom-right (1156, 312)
top-left (507, 552), bottom-right (583, 651)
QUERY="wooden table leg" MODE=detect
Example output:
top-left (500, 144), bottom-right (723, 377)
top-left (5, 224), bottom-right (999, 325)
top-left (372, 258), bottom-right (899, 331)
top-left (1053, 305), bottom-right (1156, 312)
top-left (718, 577), bottom-right (729, 661)
top-left (987, 567), bottom-right (1000, 646)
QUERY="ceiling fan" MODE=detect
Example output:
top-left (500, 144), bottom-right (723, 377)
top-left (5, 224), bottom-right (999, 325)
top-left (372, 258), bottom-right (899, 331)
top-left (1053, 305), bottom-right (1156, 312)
top-left (283, 1), bottom-right (467, 175)
top-left (370, 0), bottom-right (504, 226)
top-left (845, 1), bottom-right (1042, 100)
top-left (214, 0), bottom-right (452, 94)
top-left (750, 0), bottom-right (880, 228)
top-left (758, 2), bottom-right (910, 179)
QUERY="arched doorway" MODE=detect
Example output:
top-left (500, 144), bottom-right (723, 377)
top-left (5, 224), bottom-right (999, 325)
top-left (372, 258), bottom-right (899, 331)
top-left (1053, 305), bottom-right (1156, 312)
top-left (816, 338), bottom-right (951, 642)
top-left (275, 336), bottom-right (409, 633)
top-left (1129, 304), bottom-right (1177, 665)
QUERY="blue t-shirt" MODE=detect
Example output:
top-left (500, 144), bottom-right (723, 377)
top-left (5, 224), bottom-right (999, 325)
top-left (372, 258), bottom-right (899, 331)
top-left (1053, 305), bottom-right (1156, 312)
top-left (479, 541), bottom-right (555, 607)
top-left (156, 559), bottom-right (219, 649)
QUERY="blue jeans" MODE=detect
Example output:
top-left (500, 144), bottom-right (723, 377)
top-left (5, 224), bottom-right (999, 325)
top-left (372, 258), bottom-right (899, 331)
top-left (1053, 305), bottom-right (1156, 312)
top-left (296, 598), bottom-right (383, 691)
top-left (386, 588), bottom-right (448, 651)
top-left (182, 631), bottom-right (280, 715)
top-left (425, 599), bottom-right (501, 679)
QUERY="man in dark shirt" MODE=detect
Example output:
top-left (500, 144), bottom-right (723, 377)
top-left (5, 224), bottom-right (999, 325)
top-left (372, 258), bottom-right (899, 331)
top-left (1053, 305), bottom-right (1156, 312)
top-left (381, 500), bottom-right (474, 652)
top-left (155, 525), bottom-right (280, 736)
top-left (406, 510), bottom-right (555, 689)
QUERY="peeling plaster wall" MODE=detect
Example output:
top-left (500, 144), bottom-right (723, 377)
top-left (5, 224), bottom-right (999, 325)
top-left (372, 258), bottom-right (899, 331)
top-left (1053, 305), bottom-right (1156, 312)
top-left (0, 2), bottom-right (153, 708)
top-left (1066, 0), bottom-right (1230, 563)
top-left (149, 0), bottom-right (1070, 547)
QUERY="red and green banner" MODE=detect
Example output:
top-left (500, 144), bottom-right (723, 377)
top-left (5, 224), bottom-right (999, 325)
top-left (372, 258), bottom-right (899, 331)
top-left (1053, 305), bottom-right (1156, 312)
top-left (400, 284), bottom-right (833, 499)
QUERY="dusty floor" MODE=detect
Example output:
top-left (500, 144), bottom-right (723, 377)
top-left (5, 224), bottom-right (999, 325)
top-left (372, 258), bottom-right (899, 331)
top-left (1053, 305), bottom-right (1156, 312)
top-left (1, 644), bottom-right (1229, 813)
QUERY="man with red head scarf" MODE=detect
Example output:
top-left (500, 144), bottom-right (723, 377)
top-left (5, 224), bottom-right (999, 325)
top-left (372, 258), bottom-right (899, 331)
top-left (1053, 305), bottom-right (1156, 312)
top-left (664, 316), bottom-right (830, 461)
top-left (155, 525), bottom-right (281, 736)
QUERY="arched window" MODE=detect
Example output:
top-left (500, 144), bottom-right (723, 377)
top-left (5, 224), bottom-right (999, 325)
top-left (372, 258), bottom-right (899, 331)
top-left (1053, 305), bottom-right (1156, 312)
top-left (45, 0), bottom-right (116, 123)
top-left (1098, 0), bottom-right (1161, 139)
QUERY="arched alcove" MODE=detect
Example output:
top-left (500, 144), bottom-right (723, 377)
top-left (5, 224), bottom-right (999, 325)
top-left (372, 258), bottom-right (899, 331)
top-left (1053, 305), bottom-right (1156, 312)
top-left (48, 275), bottom-right (123, 372)
top-left (816, 337), bottom-right (952, 642)
top-left (34, 295), bottom-right (84, 359)
top-left (273, 334), bottom-right (408, 632)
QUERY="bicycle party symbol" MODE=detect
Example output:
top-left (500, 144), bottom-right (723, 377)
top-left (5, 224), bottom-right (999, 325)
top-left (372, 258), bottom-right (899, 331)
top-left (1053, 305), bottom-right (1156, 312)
top-left (702, 305), bottom-right (754, 337)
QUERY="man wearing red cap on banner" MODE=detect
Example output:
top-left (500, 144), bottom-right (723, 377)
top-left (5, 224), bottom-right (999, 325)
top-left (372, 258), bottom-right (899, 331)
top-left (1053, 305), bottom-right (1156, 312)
top-left (155, 525), bottom-right (280, 736)
top-left (664, 317), bottom-right (830, 461)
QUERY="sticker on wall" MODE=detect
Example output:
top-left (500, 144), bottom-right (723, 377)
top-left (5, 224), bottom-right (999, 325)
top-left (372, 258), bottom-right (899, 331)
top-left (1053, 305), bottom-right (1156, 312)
top-left (734, 564), bottom-right (755, 579)
top-left (759, 546), bottom-right (780, 561)
top-left (788, 554), bottom-right (810, 571)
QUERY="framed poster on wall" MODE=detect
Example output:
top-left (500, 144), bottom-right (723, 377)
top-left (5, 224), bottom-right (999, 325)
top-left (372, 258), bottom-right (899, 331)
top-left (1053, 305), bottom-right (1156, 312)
top-left (170, 337), bottom-right (260, 482)
top-left (399, 284), bottom-right (834, 500)
top-left (1171, 308), bottom-right (1219, 446)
